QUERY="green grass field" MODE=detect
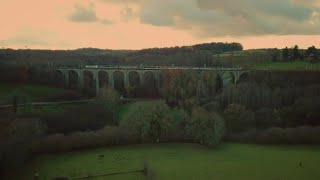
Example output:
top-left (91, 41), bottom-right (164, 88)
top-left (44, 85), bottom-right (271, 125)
top-left (0, 83), bottom-right (69, 105)
top-left (212, 49), bottom-right (320, 70)
top-left (213, 49), bottom-right (270, 57)
top-left (255, 61), bottom-right (320, 71)
top-left (13, 143), bottom-right (320, 180)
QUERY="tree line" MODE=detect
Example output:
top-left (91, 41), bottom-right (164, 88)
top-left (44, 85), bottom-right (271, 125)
top-left (0, 42), bottom-right (243, 67)
top-left (272, 45), bottom-right (319, 62)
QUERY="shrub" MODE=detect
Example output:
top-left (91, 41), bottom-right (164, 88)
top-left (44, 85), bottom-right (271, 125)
top-left (227, 126), bottom-right (320, 144)
top-left (186, 107), bottom-right (225, 147)
top-left (32, 126), bottom-right (139, 153)
top-left (46, 90), bottom-right (84, 101)
top-left (255, 108), bottom-right (282, 129)
top-left (43, 103), bottom-right (116, 134)
top-left (279, 106), bottom-right (293, 127)
top-left (225, 129), bottom-right (257, 142)
top-left (3, 89), bottom-right (31, 114)
top-left (43, 89), bottom-right (121, 134)
top-left (120, 101), bottom-right (176, 142)
top-left (3, 118), bottom-right (47, 140)
top-left (280, 97), bottom-right (320, 127)
top-left (159, 108), bottom-right (190, 143)
top-left (0, 118), bottom-right (47, 178)
top-left (291, 97), bottom-right (320, 126)
top-left (288, 126), bottom-right (320, 144)
top-left (223, 104), bottom-right (255, 132)
top-left (202, 100), bottom-right (221, 112)
top-left (95, 88), bottom-right (121, 123)
top-left (255, 127), bottom-right (290, 144)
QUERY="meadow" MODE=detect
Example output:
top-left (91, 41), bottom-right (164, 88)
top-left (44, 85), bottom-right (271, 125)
top-left (13, 143), bottom-right (320, 180)
top-left (213, 49), bottom-right (320, 70)
top-left (254, 61), bottom-right (320, 71)
top-left (0, 83), bottom-right (68, 105)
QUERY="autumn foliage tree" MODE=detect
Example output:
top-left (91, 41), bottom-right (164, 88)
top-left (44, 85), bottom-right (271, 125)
top-left (163, 71), bottom-right (220, 111)
top-left (19, 65), bottom-right (29, 82)
top-left (186, 107), bottom-right (225, 147)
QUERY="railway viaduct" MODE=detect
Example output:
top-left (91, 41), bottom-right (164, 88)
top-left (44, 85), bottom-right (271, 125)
top-left (54, 66), bottom-right (248, 95)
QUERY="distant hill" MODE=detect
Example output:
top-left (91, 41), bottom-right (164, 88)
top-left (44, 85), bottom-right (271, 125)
top-left (73, 48), bottom-right (133, 56)
top-left (0, 42), bottom-right (243, 67)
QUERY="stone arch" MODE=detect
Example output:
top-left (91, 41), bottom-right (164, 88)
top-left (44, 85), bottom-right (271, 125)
top-left (113, 70), bottom-right (125, 94)
top-left (126, 71), bottom-right (142, 98)
top-left (157, 71), bottom-right (165, 89)
top-left (128, 71), bottom-right (141, 87)
top-left (215, 72), bottom-right (223, 92)
top-left (142, 71), bottom-right (158, 97)
top-left (83, 70), bottom-right (96, 96)
top-left (237, 71), bottom-right (249, 84)
top-left (53, 70), bottom-right (65, 88)
top-left (142, 71), bottom-right (156, 85)
top-left (222, 71), bottom-right (234, 86)
top-left (98, 71), bottom-right (109, 89)
top-left (68, 70), bottom-right (79, 89)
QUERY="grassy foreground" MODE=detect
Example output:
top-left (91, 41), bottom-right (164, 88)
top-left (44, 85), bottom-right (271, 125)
top-left (13, 143), bottom-right (320, 180)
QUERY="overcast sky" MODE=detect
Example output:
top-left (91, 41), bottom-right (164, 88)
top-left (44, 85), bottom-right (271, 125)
top-left (0, 0), bottom-right (319, 50)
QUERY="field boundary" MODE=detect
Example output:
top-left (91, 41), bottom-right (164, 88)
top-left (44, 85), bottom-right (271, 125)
top-left (0, 98), bottom-right (162, 109)
top-left (71, 169), bottom-right (144, 180)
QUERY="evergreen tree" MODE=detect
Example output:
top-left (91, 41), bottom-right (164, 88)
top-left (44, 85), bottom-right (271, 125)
top-left (292, 45), bottom-right (301, 60)
top-left (282, 47), bottom-right (289, 61)
top-left (271, 48), bottom-right (280, 61)
top-left (306, 46), bottom-right (318, 60)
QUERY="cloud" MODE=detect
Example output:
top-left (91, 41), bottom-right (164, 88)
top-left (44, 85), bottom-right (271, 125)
top-left (290, 0), bottom-right (320, 7)
top-left (120, 5), bottom-right (138, 22)
top-left (98, 0), bottom-right (140, 22)
top-left (99, 0), bottom-right (142, 4)
top-left (100, 18), bottom-right (113, 25)
top-left (69, 3), bottom-right (98, 23)
top-left (122, 0), bottom-right (320, 37)
top-left (0, 27), bottom-right (70, 48)
top-left (68, 3), bottom-right (113, 25)
top-left (0, 36), bottom-right (49, 47)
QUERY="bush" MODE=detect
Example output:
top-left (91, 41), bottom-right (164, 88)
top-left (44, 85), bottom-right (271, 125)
top-left (227, 126), bottom-right (320, 144)
top-left (255, 108), bottom-right (282, 129)
top-left (202, 100), bottom-right (221, 112)
top-left (186, 107), bottom-right (225, 147)
top-left (46, 90), bottom-right (84, 101)
top-left (32, 126), bottom-right (139, 153)
top-left (255, 127), bottom-right (290, 144)
top-left (3, 118), bottom-right (47, 139)
top-left (43, 89), bottom-right (120, 134)
top-left (0, 118), bottom-right (47, 178)
top-left (3, 89), bottom-right (31, 114)
top-left (43, 103), bottom-right (116, 134)
top-left (223, 104), bottom-right (255, 132)
top-left (159, 108), bottom-right (190, 143)
top-left (225, 129), bottom-right (257, 143)
top-left (280, 97), bottom-right (320, 127)
top-left (120, 101), bottom-right (177, 142)
top-left (95, 88), bottom-right (121, 123)
top-left (291, 97), bottom-right (320, 126)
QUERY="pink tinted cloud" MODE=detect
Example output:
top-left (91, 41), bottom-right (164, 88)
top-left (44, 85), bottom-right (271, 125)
top-left (0, 0), bottom-right (319, 49)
